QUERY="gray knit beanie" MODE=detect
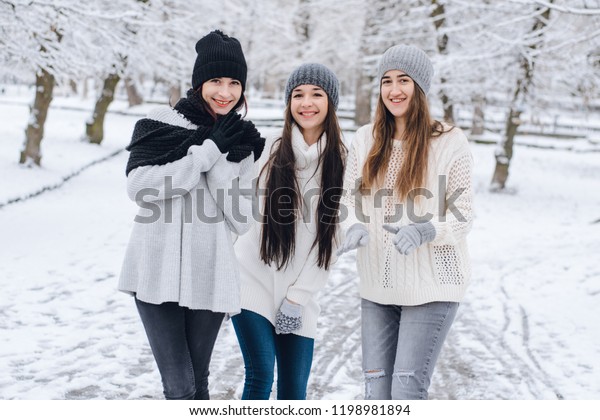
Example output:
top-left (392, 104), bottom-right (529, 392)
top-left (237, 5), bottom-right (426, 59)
top-left (285, 63), bottom-right (340, 110)
top-left (377, 45), bottom-right (434, 94)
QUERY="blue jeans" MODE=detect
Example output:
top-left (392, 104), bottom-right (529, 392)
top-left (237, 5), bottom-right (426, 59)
top-left (361, 299), bottom-right (458, 400)
top-left (232, 309), bottom-right (314, 400)
top-left (135, 297), bottom-right (224, 399)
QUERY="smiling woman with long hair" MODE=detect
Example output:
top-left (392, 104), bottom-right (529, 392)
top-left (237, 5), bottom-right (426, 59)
top-left (118, 30), bottom-right (264, 400)
top-left (338, 45), bottom-right (474, 400)
top-left (231, 63), bottom-right (346, 400)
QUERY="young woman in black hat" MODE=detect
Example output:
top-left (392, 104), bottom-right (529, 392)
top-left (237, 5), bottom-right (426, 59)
top-left (119, 30), bottom-right (265, 400)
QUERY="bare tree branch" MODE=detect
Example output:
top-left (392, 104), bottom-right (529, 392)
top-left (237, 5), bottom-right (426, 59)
top-left (509, 0), bottom-right (600, 15)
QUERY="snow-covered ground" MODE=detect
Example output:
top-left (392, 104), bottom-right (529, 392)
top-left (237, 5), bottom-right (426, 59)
top-left (1, 91), bottom-right (599, 400)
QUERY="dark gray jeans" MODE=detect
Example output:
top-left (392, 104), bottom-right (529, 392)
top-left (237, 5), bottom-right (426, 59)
top-left (361, 298), bottom-right (458, 400)
top-left (135, 297), bottom-right (224, 399)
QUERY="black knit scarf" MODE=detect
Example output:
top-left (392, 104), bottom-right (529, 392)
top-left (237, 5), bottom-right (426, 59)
top-left (173, 88), bottom-right (215, 127)
top-left (125, 89), bottom-right (216, 176)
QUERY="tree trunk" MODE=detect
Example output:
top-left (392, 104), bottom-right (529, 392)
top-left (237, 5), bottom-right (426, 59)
top-left (490, 4), bottom-right (552, 191)
top-left (169, 84), bottom-right (181, 105)
top-left (20, 68), bottom-right (55, 166)
top-left (69, 79), bottom-right (78, 95)
top-left (294, 0), bottom-right (311, 51)
top-left (441, 82), bottom-right (454, 124)
top-left (354, 0), bottom-right (402, 126)
top-left (431, 0), bottom-right (454, 124)
top-left (82, 78), bottom-right (88, 99)
top-left (85, 74), bottom-right (120, 145)
top-left (125, 77), bottom-right (143, 106)
top-left (471, 94), bottom-right (485, 136)
top-left (354, 69), bottom-right (374, 126)
top-left (491, 107), bottom-right (520, 190)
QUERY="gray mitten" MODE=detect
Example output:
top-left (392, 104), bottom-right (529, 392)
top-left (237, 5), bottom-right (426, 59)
top-left (383, 222), bottom-right (436, 255)
top-left (336, 223), bottom-right (369, 256)
top-left (275, 299), bottom-right (303, 334)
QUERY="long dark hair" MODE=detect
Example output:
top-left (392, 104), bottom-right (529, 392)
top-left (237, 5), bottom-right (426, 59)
top-left (259, 98), bottom-right (346, 271)
top-left (361, 84), bottom-right (448, 199)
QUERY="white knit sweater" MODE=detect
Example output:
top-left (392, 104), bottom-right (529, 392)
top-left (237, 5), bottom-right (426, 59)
top-left (342, 123), bottom-right (474, 306)
top-left (118, 106), bottom-right (255, 312)
top-left (234, 126), bottom-right (339, 339)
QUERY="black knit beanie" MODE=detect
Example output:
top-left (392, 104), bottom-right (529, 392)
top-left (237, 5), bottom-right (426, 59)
top-left (192, 30), bottom-right (247, 91)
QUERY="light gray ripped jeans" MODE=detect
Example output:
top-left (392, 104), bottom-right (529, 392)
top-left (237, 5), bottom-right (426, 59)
top-left (361, 298), bottom-right (458, 400)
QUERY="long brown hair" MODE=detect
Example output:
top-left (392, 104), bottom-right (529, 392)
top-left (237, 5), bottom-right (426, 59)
top-left (361, 84), bottom-right (448, 199)
top-left (259, 98), bottom-right (346, 271)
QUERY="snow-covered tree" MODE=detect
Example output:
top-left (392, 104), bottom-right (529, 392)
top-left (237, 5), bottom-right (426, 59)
top-left (217, 0), bottom-right (365, 100)
top-left (297, 0), bottom-right (365, 97)
top-left (488, 0), bottom-right (600, 190)
top-left (84, 0), bottom-right (222, 145)
top-left (218, 0), bottom-right (300, 97)
top-left (1, 0), bottom-right (146, 164)
top-left (3, 0), bottom-right (600, 164)
top-left (354, 0), bottom-right (442, 125)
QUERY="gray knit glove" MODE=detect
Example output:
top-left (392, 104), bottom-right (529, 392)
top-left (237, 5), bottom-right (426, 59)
top-left (383, 222), bottom-right (436, 255)
top-left (336, 223), bottom-right (369, 256)
top-left (275, 299), bottom-right (303, 334)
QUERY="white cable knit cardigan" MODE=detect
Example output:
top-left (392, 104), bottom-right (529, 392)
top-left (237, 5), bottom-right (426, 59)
top-left (342, 123), bottom-right (474, 306)
top-left (118, 106), bottom-right (255, 313)
top-left (234, 125), bottom-right (339, 339)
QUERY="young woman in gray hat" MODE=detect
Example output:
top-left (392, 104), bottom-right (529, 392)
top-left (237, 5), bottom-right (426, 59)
top-left (119, 30), bottom-right (264, 400)
top-left (338, 45), bottom-right (474, 399)
top-left (231, 63), bottom-right (346, 400)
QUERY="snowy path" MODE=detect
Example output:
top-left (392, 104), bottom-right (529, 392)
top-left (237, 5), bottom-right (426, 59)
top-left (1, 138), bottom-right (599, 399)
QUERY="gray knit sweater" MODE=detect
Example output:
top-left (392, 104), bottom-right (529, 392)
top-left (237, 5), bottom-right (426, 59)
top-left (118, 106), bottom-right (255, 312)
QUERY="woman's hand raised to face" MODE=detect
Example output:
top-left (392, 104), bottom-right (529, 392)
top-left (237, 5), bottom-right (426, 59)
top-left (209, 112), bottom-right (244, 154)
top-left (226, 119), bottom-right (266, 163)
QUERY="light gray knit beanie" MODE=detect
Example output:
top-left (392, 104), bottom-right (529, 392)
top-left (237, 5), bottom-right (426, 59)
top-left (285, 63), bottom-right (340, 110)
top-left (377, 45), bottom-right (434, 95)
